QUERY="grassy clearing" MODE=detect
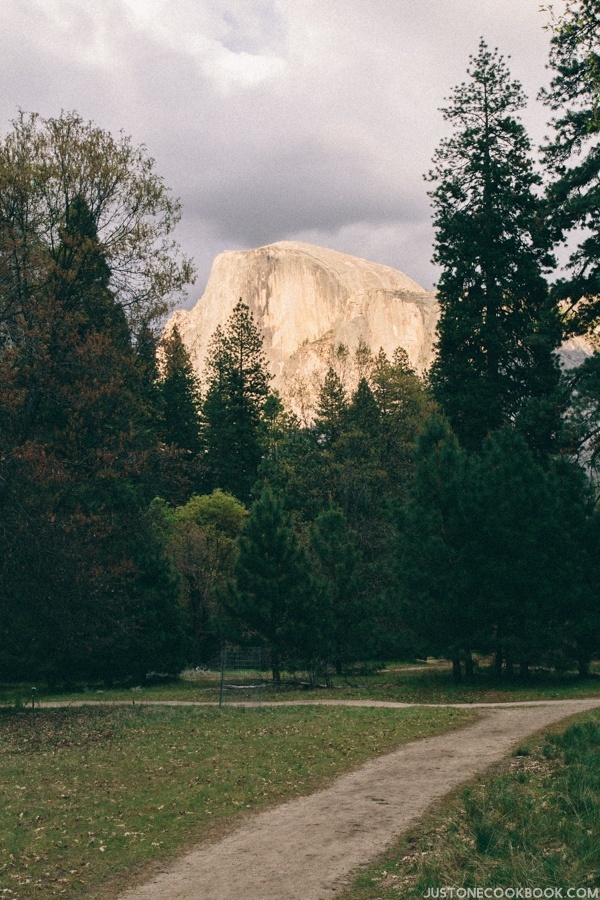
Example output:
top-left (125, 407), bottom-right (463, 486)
top-left (0, 703), bottom-right (472, 899)
top-left (8, 663), bottom-right (599, 706)
top-left (341, 709), bottom-right (600, 899)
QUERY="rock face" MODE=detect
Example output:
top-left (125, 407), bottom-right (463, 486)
top-left (168, 241), bottom-right (439, 412)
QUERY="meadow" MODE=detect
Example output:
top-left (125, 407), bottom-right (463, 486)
top-left (0, 703), bottom-right (471, 899)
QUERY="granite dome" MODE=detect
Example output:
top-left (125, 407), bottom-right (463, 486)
top-left (167, 241), bottom-right (439, 414)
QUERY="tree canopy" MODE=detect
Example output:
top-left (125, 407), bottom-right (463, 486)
top-left (202, 300), bottom-right (272, 503)
top-left (0, 110), bottom-right (194, 337)
top-left (541, 0), bottom-right (600, 333)
top-left (428, 41), bottom-right (562, 452)
top-left (0, 192), bottom-right (185, 683)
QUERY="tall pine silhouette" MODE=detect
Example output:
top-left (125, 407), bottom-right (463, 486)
top-left (428, 41), bottom-right (562, 453)
top-left (202, 300), bottom-right (272, 503)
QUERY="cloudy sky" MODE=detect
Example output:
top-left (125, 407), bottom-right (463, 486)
top-left (1, 0), bottom-right (558, 307)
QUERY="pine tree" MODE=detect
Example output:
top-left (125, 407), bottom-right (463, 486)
top-left (136, 321), bottom-right (162, 414)
top-left (398, 416), bottom-right (475, 681)
top-left (202, 300), bottom-right (272, 503)
top-left (540, 456), bottom-right (599, 677)
top-left (372, 349), bottom-right (436, 491)
top-left (160, 324), bottom-right (202, 454)
top-left (541, 0), bottom-right (600, 333)
top-left (0, 196), bottom-right (185, 683)
top-left (309, 506), bottom-right (365, 676)
top-left (399, 421), bottom-right (584, 680)
top-left (230, 487), bottom-right (313, 683)
top-left (465, 429), bottom-right (557, 677)
top-left (314, 367), bottom-right (348, 445)
top-left (347, 377), bottom-right (380, 434)
top-left (428, 41), bottom-right (562, 452)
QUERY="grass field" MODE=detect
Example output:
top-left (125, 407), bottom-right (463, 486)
top-left (0, 703), bottom-right (472, 899)
top-left (5, 661), bottom-right (598, 707)
top-left (341, 709), bottom-right (600, 899)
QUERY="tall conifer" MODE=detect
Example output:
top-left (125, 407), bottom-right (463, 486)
top-left (231, 487), bottom-right (312, 683)
top-left (160, 324), bottom-right (202, 455)
top-left (541, 0), bottom-right (600, 332)
top-left (0, 197), bottom-right (184, 682)
top-left (202, 300), bottom-right (272, 503)
top-left (428, 41), bottom-right (562, 452)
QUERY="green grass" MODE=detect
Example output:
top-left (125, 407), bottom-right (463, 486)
top-left (8, 662), bottom-right (599, 706)
top-left (341, 709), bottom-right (600, 899)
top-left (0, 703), bottom-right (472, 899)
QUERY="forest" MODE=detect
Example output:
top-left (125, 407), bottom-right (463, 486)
top-left (1, 0), bottom-right (599, 687)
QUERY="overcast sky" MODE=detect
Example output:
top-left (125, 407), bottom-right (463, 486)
top-left (1, 0), bottom-right (558, 307)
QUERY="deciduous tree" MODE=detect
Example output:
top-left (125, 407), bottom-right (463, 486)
top-left (152, 490), bottom-right (247, 663)
top-left (0, 111), bottom-right (194, 337)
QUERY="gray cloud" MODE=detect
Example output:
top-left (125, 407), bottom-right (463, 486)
top-left (0, 0), bottom-right (555, 301)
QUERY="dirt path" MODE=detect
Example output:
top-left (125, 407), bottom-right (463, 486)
top-left (113, 698), bottom-right (599, 900)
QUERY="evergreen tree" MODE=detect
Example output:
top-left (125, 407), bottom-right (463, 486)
top-left (259, 348), bottom-right (435, 652)
top-left (332, 377), bottom-right (387, 537)
top-left (202, 300), bottom-right (272, 503)
top-left (160, 324), bottom-right (202, 454)
top-left (398, 416), bottom-right (475, 681)
top-left (544, 456), bottom-right (600, 677)
top-left (428, 41), bottom-right (562, 452)
top-left (399, 421), bottom-right (589, 680)
top-left (230, 487), bottom-right (313, 683)
top-left (347, 377), bottom-right (381, 434)
top-left (314, 366), bottom-right (348, 445)
top-left (465, 429), bottom-right (558, 677)
top-left (0, 196), bottom-right (185, 683)
top-left (309, 506), bottom-right (365, 676)
top-left (562, 352), bottom-right (600, 476)
top-left (136, 321), bottom-right (163, 417)
top-left (541, 0), bottom-right (600, 333)
top-left (372, 348), bottom-right (437, 489)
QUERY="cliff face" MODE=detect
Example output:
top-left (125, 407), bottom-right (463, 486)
top-left (168, 241), bottom-right (439, 411)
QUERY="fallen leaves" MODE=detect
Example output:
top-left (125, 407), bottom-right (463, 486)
top-left (0, 704), bottom-right (469, 899)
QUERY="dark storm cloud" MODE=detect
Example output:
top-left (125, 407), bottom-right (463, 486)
top-left (0, 0), bottom-right (555, 302)
top-left (193, 138), bottom-right (426, 241)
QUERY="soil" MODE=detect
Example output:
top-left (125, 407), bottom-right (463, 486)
top-left (112, 698), bottom-right (600, 900)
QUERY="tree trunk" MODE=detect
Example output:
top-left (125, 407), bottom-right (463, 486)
top-left (577, 653), bottom-right (591, 678)
top-left (519, 659), bottom-right (529, 679)
top-left (464, 653), bottom-right (475, 678)
top-left (271, 652), bottom-right (281, 686)
top-left (451, 657), bottom-right (462, 683)
top-left (494, 649), bottom-right (503, 677)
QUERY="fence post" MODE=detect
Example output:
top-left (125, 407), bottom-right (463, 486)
top-left (218, 645), bottom-right (225, 708)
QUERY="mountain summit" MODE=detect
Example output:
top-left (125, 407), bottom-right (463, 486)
top-left (167, 241), bottom-right (439, 411)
